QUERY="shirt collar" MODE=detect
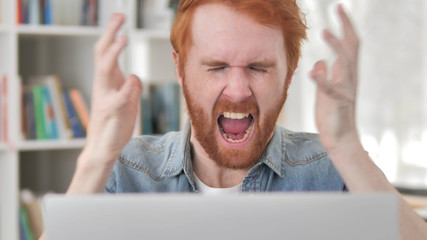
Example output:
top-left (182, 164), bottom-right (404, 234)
top-left (254, 126), bottom-right (286, 177)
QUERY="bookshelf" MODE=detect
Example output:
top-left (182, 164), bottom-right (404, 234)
top-left (16, 25), bottom-right (103, 36)
top-left (131, 28), bottom-right (171, 40)
top-left (0, 1), bottom-right (177, 240)
top-left (17, 139), bottom-right (86, 151)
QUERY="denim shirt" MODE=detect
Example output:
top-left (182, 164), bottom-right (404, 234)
top-left (105, 122), bottom-right (345, 193)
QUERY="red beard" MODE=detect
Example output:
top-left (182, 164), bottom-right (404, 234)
top-left (183, 81), bottom-right (287, 170)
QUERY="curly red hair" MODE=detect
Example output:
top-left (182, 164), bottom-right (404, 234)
top-left (170, 0), bottom-right (307, 82)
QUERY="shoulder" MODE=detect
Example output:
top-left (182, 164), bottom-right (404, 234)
top-left (280, 128), bottom-right (328, 165)
top-left (270, 127), bottom-right (344, 190)
top-left (118, 131), bottom-right (186, 180)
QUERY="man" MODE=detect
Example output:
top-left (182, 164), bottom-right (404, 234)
top-left (67, 0), bottom-right (427, 238)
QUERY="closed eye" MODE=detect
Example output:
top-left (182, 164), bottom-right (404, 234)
top-left (208, 66), bottom-right (227, 72)
top-left (248, 65), bottom-right (267, 73)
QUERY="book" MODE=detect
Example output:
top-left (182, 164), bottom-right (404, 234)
top-left (19, 215), bottom-right (27, 240)
top-left (22, 0), bottom-right (30, 24)
top-left (44, 0), bottom-right (52, 24)
top-left (28, 0), bottom-right (40, 25)
top-left (32, 85), bottom-right (47, 140)
top-left (136, 0), bottom-right (144, 28)
top-left (21, 189), bottom-right (44, 239)
top-left (25, 75), bottom-right (88, 140)
top-left (63, 92), bottom-right (84, 138)
top-left (89, 0), bottom-right (98, 26)
top-left (45, 75), bottom-right (72, 139)
top-left (38, 0), bottom-right (44, 24)
top-left (41, 85), bottom-right (59, 139)
top-left (26, 75), bottom-right (73, 140)
top-left (149, 82), bottom-right (180, 134)
top-left (19, 206), bottom-right (35, 240)
top-left (23, 87), bottom-right (36, 140)
top-left (80, 0), bottom-right (98, 26)
top-left (80, 0), bottom-right (89, 25)
top-left (69, 88), bottom-right (90, 131)
top-left (17, 0), bottom-right (23, 24)
top-left (141, 93), bottom-right (153, 134)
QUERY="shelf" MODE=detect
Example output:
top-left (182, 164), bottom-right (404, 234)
top-left (17, 139), bottom-right (86, 151)
top-left (15, 25), bottom-right (170, 39)
top-left (16, 25), bottom-right (102, 37)
top-left (131, 29), bottom-right (170, 40)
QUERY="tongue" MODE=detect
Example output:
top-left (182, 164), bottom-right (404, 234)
top-left (219, 116), bottom-right (252, 140)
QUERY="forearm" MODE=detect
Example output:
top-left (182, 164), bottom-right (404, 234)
top-left (327, 138), bottom-right (393, 192)
top-left (327, 139), bottom-right (427, 239)
top-left (66, 148), bottom-right (116, 194)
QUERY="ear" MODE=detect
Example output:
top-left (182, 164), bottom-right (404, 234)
top-left (286, 61), bottom-right (299, 88)
top-left (172, 50), bottom-right (183, 86)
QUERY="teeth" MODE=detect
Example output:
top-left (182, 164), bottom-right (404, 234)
top-left (223, 112), bottom-right (249, 120)
top-left (221, 120), bottom-right (254, 143)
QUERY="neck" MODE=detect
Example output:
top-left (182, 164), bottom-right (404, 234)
top-left (190, 134), bottom-right (249, 188)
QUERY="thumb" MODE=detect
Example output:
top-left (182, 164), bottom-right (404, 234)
top-left (309, 60), bottom-right (328, 83)
top-left (119, 74), bottom-right (143, 101)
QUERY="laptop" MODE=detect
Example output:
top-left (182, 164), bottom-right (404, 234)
top-left (43, 193), bottom-right (399, 240)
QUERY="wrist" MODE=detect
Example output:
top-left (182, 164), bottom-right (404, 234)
top-left (321, 129), bottom-right (360, 152)
top-left (67, 148), bottom-right (117, 194)
top-left (323, 133), bottom-right (367, 162)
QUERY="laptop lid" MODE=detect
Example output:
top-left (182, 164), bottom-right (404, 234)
top-left (43, 193), bottom-right (398, 240)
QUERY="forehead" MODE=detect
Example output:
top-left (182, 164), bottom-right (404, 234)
top-left (190, 3), bottom-right (285, 64)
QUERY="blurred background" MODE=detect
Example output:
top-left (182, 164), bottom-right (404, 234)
top-left (282, 0), bottom-right (427, 189)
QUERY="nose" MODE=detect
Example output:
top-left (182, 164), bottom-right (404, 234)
top-left (222, 67), bottom-right (252, 102)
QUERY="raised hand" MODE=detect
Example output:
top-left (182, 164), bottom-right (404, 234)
top-left (86, 13), bottom-right (142, 164)
top-left (68, 14), bottom-right (142, 194)
top-left (310, 4), bottom-right (360, 151)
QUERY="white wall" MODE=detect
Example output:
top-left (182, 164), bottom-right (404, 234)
top-left (282, 0), bottom-right (427, 187)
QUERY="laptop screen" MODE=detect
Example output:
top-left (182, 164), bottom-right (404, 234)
top-left (43, 193), bottom-right (398, 240)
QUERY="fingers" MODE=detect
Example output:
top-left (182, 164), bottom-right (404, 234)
top-left (321, 5), bottom-right (359, 60)
top-left (323, 29), bottom-right (345, 57)
top-left (337, 5), bottom-right (358, 44)
top-left (101, 35), bottom-right (128, 73)
top-left (310, 60), bottom-right (328, 81)
top-left (93, 14), bottom-right (128, 91)
top-left (94, 14), bottom-right (125, 55)
top-left (310, 61), bottom-right (353, 103)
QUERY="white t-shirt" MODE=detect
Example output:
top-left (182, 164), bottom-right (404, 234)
top-left (194, 173), bottom-right (242, 195)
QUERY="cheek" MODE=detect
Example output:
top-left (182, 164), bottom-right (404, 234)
top-left (253, 78), bottom-right (286, 119)
top-left (184, 71), bottom-right (224, 114)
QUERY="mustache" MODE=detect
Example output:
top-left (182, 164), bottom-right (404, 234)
top-left (213, 98), bottom-right (259, 117)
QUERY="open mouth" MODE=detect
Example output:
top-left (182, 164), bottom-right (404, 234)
top-left (218, 112), bottom-right (255, 143)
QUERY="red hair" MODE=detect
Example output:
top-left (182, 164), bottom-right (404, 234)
top-left (170, 0), bottom-right (307, 82)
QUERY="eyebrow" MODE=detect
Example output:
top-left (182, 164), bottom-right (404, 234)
top-left (201, 60), bottom-right (228, 67)
top-left (248, 61), bottom-right (276, 68)
top-left (201, 59), bottom-right (276, 68)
